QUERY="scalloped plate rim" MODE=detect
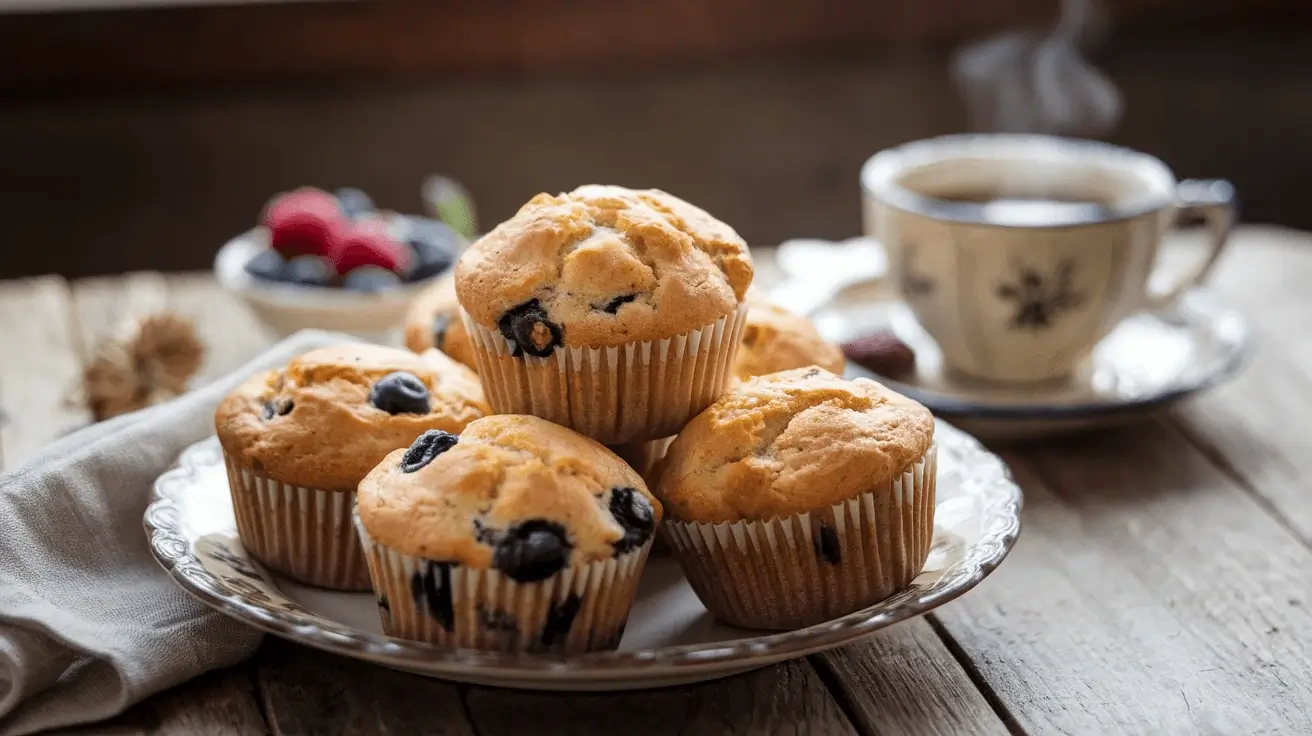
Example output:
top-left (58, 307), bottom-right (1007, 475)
top-left (144, 422), bottom-right (1021, 688)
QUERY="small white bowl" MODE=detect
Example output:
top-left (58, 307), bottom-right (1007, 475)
top-left (214, 227), bottom-right (439, 344)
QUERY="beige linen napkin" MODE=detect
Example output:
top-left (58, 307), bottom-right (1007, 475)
top-left (0, 330), bottom-right (354, 736)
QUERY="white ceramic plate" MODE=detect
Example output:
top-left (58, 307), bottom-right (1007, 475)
top-left (144, 421), bottom-right (1021, 690)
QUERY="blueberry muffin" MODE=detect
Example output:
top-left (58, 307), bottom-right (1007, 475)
top-left (215, 344), bottom-right (488, 590)
top-left (402, 273), bottom-right (478, 371)
top-left (610, 297), bottom-right (843, 493)
top-left (654, 366), bottom-right (936, 630)
top-left (734, 295), bottom-right (845, 381)
top-left (454, 185), bottom-right (754, 444)
top-left (354, 414), bottom-right (662, 653)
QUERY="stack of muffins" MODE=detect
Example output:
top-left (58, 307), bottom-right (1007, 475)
top-left (218, 185), bottom-right (937, 653)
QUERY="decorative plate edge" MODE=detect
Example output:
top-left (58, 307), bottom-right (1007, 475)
top-left (143, 422), bottom-right (1022, 678)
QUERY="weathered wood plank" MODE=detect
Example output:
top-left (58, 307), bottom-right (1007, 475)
top-left (679, 659), bottom-right (858, 735)
top-left (83, 667), bottom-right (270, 735)
top-left (255, 638), bottom-right (474, 736)
top-left (147, 667), bottom-right (269, 735)
top-left (162, 273), bottom-right (276, 386)
top-left (814, 620), bottom-right (1011, 736)
top-left (0, 276), bottom-right (87, 469)
top-left (464, 658), bottom-right (856, 735)
top-left (1167, 226), bottom-right (1312, 546)
top-left (72, 271), bottom-right (276, 390)
top-left (931, 423), bottom-right (1312, 735)
top-left (69, 271), bottom-right (170, 362)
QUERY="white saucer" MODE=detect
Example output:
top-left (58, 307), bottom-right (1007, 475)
top-left (816, 288), bottom-right (1252, 441)
top-left (145, 424), bottom-right (1021, 691)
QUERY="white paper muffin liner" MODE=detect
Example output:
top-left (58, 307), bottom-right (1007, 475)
top-left (607, 435), bottom-right (676, 482)
top-left (462, 304), bottom-right (748, 445)
top-left (355, 516), bottom-right (653, 653)
top-left (223, 451), bottom-right (371, 591)
top-left (663, 444), bottom-right (937, 630)
top-left (607, 435), bottom-right (677, 554)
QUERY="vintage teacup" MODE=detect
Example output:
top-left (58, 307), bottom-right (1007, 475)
top-left (860, 134), bottom-right (1235, 384)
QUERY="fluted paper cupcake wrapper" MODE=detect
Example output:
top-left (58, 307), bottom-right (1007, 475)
top-left (608, 435), bottom-right (677, 554)
top-left (223, 451), bottom-right (371, 591)
top-left (607, 436), bottom-right (676, 483)
top-left (356, 516), bottom-right (653, 654)
top-left (663, 444), bottom-right (937, 630)
top-left (462, 304), bottom-right (748, 445)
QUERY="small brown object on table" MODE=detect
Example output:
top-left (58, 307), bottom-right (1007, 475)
top-left (3, 226), bottom-right (1312, 734)
top-left (842, 329), bottom-right (917, 379)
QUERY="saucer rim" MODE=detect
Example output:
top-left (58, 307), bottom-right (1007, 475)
top-left (843, 287), bottom-right (1253, 421)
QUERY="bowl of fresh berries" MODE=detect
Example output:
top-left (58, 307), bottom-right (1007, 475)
top-left (215, 181), bottom-right (472, 341)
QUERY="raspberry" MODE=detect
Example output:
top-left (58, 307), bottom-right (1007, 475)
top-left (328, 218), bottom-right (409, 275)
top-left (263, 188), bottom-right (343, 257)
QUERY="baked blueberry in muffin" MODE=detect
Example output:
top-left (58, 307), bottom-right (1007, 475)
top-left (496, 299), bottom-right (563, 359)
top-left (453, 185), bottom-right (755, 444)
top-left (354, 414), bottom-right (661, 652)
top-left (215, 343), bottom-right (487, 590)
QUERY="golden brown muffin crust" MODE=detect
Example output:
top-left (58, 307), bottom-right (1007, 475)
top-left (402, 274), bottom-right (478, 370)
top-left (654, 367), bottom-right (933, 523)
top-left (734, 297), bottom-right (845, 380)
top-left (356, 415), bottom-right (663, 566)
top-left (454, 185), bottom-right (754, 348)
top-left (215, 344), bottom-right (488, 490)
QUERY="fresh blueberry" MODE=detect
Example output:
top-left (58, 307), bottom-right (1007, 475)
top-left (405, 218), bottom-right (460, 282)
top-left (284, 255), bottom-right (334, 287)
top-left (599, 293), bottom-right (637, 314)
top-left (400, 429), bottom-right (459, 473)
top-left (608, 486), bottom-right (655, 556)
top-left (497, 299), bottom-right (563, 359)
top-left (245, 249), bottom-right (287, 282)
top-left (343, 267), bottom-right (403, 293)
top-left (492, 519), bottom-right (571, 583)
top-left (406, 240), bottom-right (456, 282)
top-left (369, 371), bottom-right (431, 415)
top-left (407, 217), bottom-right (462, 249)
top-left (335, 187), bottom-right (375, 219)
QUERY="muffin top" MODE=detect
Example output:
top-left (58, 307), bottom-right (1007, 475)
top-left (215, 344), bottom-right (488, 490)
top-left (654, 367), bottom-right (934, 524)
top-left (356, 415), bottom-right (663, 582)
top-left (734, 296), bottom-right (845, 381)
top-left (455, 185), bottom-right (754, 353)
top-left (402, 274), bottom-right (478, 370)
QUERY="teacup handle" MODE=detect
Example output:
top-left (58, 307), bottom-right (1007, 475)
top-left (1144, 178), bottom-right (1237, 311)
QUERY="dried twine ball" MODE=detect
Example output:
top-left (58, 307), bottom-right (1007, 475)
top-left (82, 312), bottom-right (205, 421)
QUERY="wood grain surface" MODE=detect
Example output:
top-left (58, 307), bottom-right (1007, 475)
top-left (813, 620), bottom-right (1011, 736)
top-left (3, 225), bottom-right (1312, 734)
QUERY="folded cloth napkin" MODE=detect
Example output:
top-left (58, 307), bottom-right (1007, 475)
top-left (0, 330), bottom-right (355, 736)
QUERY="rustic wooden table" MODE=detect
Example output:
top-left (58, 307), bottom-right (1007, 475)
top-left (3, 225), bottom-right (1311, 735)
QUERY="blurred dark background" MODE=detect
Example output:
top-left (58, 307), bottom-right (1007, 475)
top-left (1, 0), bottom-right (1309, 279)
